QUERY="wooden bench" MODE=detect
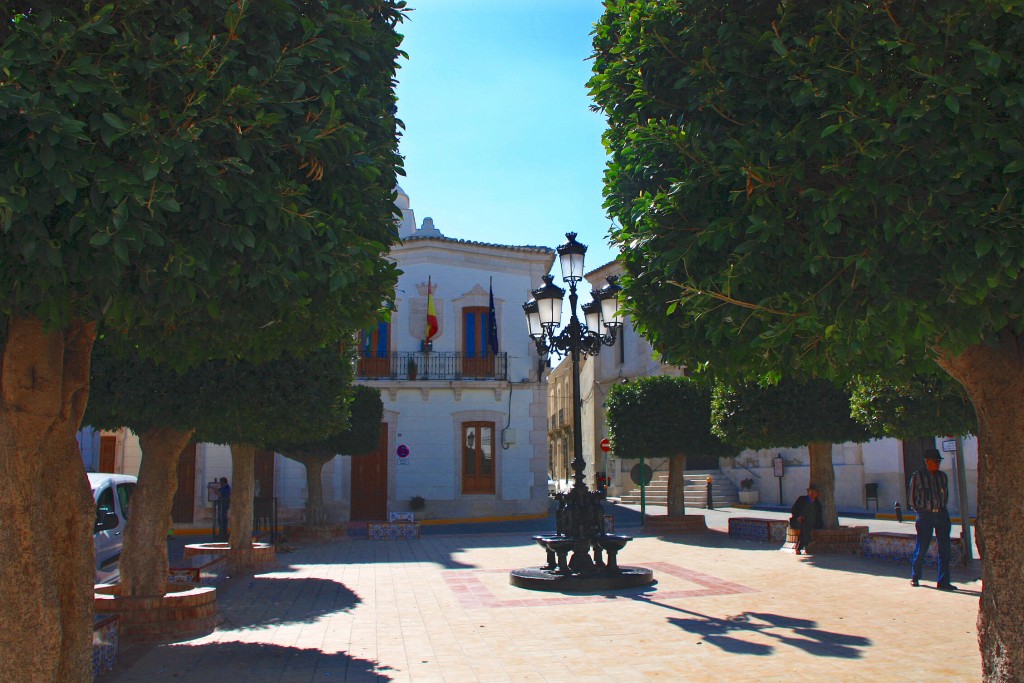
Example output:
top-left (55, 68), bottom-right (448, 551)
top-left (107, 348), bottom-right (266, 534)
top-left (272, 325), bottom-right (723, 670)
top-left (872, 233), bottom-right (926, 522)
top-left (861, 531), bottom-right (968, 567)
top-left (168, 553), bottom-right (227, 586)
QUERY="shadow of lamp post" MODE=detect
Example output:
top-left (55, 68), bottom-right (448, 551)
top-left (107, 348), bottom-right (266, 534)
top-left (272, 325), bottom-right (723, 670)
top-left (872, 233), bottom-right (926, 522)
top-left (510, 232), bottom-right (655, 591)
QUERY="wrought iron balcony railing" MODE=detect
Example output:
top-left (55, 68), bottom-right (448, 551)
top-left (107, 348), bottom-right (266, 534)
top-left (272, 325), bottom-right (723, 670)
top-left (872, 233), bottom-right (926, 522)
top-left (357, 352), bottom-right (508, 381)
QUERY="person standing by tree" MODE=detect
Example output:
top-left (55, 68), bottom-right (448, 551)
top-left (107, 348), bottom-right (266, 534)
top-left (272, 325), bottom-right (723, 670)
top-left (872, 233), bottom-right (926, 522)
top-left (909, 449), bottom-right (957, 591)
top-left (218, 478), bottom-right (231, 541)
top-left (790, 485), bottom-right (823, 555)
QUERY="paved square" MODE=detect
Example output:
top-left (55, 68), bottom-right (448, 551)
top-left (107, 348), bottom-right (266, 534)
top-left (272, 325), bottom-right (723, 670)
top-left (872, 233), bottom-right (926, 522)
top-left (442, 562), bottom-right (755, 609)
top-left (99, 522), bottom-right (983, 682)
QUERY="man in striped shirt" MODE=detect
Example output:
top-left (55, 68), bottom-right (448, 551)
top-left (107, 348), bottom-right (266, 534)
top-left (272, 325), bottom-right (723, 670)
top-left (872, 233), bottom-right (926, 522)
top-left (909, 448), bottom-right (957, 590)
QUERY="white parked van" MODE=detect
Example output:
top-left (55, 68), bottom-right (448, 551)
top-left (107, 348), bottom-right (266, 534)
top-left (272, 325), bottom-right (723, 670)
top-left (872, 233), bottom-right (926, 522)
top-left (88, 472), bottom-right (137, 584)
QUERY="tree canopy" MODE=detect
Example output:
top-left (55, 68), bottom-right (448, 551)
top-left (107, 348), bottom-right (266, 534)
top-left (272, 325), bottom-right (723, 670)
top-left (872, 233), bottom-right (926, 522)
top-left (849, 374), bottom-right (978, 440)
top-left (277, 384), bottom-right (383, 527)
top-left (606, 375), bottom-right (734, 517)
top-left (1, 1), bottom-right (404, 362)
top-left (606, 375), bottom-right (732, 461)
top-left (711, 377), bottom-right (869, 528)
top-left (590, 0), bottom-right (1024, 378)
top-left (711, 378), bottom-right (870, 450)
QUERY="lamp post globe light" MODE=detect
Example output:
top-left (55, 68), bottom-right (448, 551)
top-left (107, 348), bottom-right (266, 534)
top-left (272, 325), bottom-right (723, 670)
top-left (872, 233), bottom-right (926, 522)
top-left (510, 233), bottom-right (654, 591)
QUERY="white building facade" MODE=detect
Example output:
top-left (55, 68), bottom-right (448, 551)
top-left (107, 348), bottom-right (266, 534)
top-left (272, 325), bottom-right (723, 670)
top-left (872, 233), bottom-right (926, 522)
top-left (82, 187), bottom-right (556, 526)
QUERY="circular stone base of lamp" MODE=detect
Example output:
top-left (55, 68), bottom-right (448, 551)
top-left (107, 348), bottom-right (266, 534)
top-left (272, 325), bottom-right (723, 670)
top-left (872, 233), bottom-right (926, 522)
top-left (508, 565), bottom-right (655, 592)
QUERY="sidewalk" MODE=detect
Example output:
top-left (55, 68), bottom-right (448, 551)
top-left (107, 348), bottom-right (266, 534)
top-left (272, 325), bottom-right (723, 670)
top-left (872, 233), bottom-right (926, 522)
top-left (106, 505), bottom-right (982, 682)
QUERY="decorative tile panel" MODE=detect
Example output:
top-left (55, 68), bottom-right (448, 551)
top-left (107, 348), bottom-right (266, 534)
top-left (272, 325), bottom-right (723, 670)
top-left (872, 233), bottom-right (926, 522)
top-left (728, 517), bottom-right (789, 543)
top-left (861, 531), bottom-right (968, 567)
top-left (92, 614), bottom-right (118, 678)
top-left (368, 522), bottom-right (421, 540)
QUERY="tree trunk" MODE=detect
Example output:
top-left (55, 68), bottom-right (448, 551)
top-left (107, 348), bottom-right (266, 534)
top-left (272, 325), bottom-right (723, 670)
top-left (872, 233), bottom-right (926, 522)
top-left (0, 316), bottom-right (96, 683)
top-left (936, 332), bottom-right (1024, 682)
top-left (228, 443), bottom-right (256, 550)
top-left (287, 451), bottom-right (330, 527)
top-left (807, 441), bottom-right (839, 529)
top-left (667, 454), bottom-right (687, 517)
top-left (119, 428), bottom-right (195, 598)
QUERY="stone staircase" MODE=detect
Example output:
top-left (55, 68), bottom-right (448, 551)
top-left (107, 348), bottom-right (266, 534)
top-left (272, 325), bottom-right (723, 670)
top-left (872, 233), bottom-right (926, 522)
top-left (619, 469), bottom-right (739, 508)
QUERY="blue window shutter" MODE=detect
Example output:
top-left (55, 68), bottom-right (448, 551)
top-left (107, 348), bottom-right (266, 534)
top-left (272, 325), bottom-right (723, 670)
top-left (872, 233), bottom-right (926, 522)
top-left (465, 312), bottom-right (477, 358)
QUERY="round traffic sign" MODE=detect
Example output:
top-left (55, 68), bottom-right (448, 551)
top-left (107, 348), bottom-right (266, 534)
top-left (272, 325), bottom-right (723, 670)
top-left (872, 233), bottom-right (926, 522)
top-left (600, 438), bottom-right (611, 453)
top-left (630, 463), bottom-right (653, 486)
top-left (396, 444), bottom-right (410, 458)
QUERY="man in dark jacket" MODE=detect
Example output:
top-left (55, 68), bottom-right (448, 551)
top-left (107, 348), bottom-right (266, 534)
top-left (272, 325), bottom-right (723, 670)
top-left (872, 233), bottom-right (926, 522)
top-left (790, 484), bottom-right (824, 555)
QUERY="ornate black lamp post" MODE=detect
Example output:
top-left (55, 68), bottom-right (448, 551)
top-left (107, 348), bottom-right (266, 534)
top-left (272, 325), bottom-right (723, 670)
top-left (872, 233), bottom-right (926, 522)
top-left (510, 233), bottom-right (654, 591)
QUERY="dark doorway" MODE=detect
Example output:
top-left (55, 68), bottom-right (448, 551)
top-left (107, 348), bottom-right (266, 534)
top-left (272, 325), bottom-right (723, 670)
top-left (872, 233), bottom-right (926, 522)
top-left (254, 449), bottom-right (276, 498)
top-left (99, 435), bottom-right (116, 473)
top-left (171, 444), bottom-right (196, 523)
top-left (351, 424), bottom-right (388, 521)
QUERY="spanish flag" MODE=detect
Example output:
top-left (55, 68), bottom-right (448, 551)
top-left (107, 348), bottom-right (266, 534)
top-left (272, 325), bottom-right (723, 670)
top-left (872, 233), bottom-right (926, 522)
top-left (426, 276), bottom-right (438, 342)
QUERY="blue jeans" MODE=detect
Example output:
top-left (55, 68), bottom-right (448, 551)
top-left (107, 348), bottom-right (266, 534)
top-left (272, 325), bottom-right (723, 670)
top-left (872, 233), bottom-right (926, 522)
top-left (912, 509), bottom-right (952, 585)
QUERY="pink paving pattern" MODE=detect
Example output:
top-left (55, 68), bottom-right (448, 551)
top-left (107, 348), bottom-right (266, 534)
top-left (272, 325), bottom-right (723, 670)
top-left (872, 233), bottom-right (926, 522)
top-left (442, 561), bottom-right (755, 609)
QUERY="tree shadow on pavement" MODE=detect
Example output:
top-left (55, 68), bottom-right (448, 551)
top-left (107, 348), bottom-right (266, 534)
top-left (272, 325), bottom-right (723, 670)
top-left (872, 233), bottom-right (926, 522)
top-left (794, 552), bottom-right (984, 587)
top-left (639, 598), bottom-right (871, 658)
top-left (97, 640), bottom-right (392, 683)
top-left (215, 575), bottom-right (360, 631)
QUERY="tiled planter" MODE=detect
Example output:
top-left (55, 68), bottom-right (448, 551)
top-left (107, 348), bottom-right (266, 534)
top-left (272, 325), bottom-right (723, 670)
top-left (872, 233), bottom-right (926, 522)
top-left (783, 526), bottom-right (868, 555)
top-left (728, 517), bottom-right (789, 543)
top-left (861, 531), bottom-right (968, 567)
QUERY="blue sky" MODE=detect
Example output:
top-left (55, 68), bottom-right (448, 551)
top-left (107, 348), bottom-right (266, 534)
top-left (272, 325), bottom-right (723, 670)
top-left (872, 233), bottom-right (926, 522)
top-left (394, 1), bottom-right (617, 272)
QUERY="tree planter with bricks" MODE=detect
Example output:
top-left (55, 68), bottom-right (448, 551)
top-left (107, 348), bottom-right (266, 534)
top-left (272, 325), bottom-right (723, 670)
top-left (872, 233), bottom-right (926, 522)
top-left (94, 583), bottom-right (222, 643)
top-left (184, 541), bottom-right (277, 572)
top-left (783, 526), bottom-right (869, 555)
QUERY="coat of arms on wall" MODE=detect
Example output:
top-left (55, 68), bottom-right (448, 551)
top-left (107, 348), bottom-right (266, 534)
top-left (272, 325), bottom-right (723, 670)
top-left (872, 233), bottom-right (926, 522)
top-left (410, 281), bottom-right (443, 342)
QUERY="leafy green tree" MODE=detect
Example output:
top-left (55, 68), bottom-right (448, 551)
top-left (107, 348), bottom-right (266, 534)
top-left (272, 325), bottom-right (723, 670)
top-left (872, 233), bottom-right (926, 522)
top-left (606, 375), bottom-right (734, 517)
top-left (712, 378), bottom-right (871, 529)
top-left (590, 1), bottom-right (1024, 675)
top-left (86, 343), bottom-right (359, 598)
top-left (849, 374), bottom-right (978, 440)
top-left (277, 385), bottom-right (384, 527)
top-left (0, 3), bottom-right (403, 679)
top-left (190, 348), bottom-right (359, 554)
top-left (85, 340), bottom-right (204, 599)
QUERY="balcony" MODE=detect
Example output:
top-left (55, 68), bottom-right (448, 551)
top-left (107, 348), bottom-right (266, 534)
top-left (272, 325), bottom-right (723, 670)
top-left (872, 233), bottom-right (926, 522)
top-left (357, 352), bottom-right (508, 381)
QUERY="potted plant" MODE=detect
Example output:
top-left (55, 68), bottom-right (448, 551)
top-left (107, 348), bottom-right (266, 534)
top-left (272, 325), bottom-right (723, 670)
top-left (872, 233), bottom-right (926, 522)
top-left (738, 478), bottom-right (759, 505)
top-left (409, 495), bottom-right (426, 513)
